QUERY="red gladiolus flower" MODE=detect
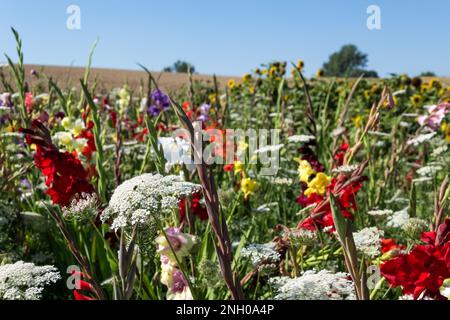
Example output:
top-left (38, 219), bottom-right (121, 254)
top-left (380, 219), bottom-right (450, 299)
top-left (297, 175), bottom-right (366, 232)
top-left (381, 238), bottom-right (405, 253)
top-left (25, 92), bottom-right (34, 114)
top-left (71, 271), bottom-right (96, 300)
top-left (20, 120), bottom-right (95, 207)
top-left (179, 192), bottom-right (208, 222)
top-left (75, 121), bottom-right (96, 160)
top-left (334, 143), bottom-right (349, 167)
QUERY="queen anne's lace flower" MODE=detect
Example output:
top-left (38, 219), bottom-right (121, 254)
top-left (62, 192), bottom-right (99, 221)
top-left (270, 270), bottom-right (355, 300)
top-left (0, 261), bottom-right (60, 300)
top-left (367, 208), bottom-right (393, 217)
top-left (386, 207), bottom-right (410, 228)
top-left (102, 173), bottom-right (201, 231)
top-left (241, 243), bottom-right (280, 267)
top-left (352, 227), bottom-right (384, 258)
top-left (406, 132), bottom-right (436, 146)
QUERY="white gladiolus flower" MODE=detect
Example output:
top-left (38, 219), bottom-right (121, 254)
top-left (0, 261), bottom-right (60, 300)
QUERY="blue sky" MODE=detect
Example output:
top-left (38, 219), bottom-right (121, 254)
top-left (1, 0), bottom-right (449, 77)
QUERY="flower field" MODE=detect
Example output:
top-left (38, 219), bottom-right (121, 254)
top-left (1, 29), bottom-right (450, 301)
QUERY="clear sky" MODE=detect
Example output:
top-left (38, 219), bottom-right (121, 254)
top-left (1, 0), bottom-right (449, 77)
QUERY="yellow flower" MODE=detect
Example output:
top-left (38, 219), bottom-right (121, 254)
top-left (420, 83), bottom-right (430, 93)
top-left (353, 115), bottom-right (364, 129)
top-left (269, 66), bottom-right (277, 78)
top-left (442, 121), bottom-right (450, 142)
top-left (241, 177), bottom-right (258, 199)
top-left (429, 78), bottom-right (441, 89)
top-left (227, 79), bottom-right (235, 89)
top-left (316, 69), bottom-right (324, 77)
top-left (242, 73), bottom-right (251, 83)
top-left (249, 85), bottom-right (255, 94)
top-left (209, 94), bottom-right (217, 103)
top-left (234, 161), bottom-right (245, 174)
top-left (296, 159), bottom-right (316, 183)
top-left (296, 59), bottom-right (304, 70)
top-left (364, 90), bottom-right (371, 99)
top-left (261, 69), bottom-right (268, 75)
top-left (305, 173), bottom-right (331, 197)
top-left (410, 94), bottom-right (423, 107)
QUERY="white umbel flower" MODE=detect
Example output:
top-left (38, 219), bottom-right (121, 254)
top-left (0, 261), bottom-right (60, 300)
top-left (270, 270), bottom-right (355, 300)
top-left (352, 227), bottom-right (384, 258)
top-left (406, 132), bottom-right (436, 146)
top-left (241, 243), bottom-right (280, 267)
top-left (287, 135), bottom-right (315, 143)
top-left (332, 165), bottom-right (358, 174)
top-left (367, 209), bottom-right (393, 217)
top-left (102, 173), bottom-right (201, 231)
top-left (386, 207), bottom-right (410, 228)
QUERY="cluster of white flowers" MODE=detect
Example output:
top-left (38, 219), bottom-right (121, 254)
top-left (367, 208), bottom-right (393, 217)
top-left (352, 227), bottom-right (384, 258)
top-left (62, 192), bottom-right (98, 221)
top-left (101, 173), bottom-right (201, 231)
top-left (241, 243), bottom-right (280, 267)
top-left (386, 207), bottom-right (410, 228)
top-left (432, 145), bottom-right (448, 157)
top-left (0, 261), bottom-right (60, 300)
top-left (282, 228), bottom-right (317, 245)
top-left (270, 270), bottom-right (355, 300)
top-left (402, 218), bottom-right (428, 237)
top-left (406, 132), bottom-right (436, 146)
top-left (332, 164), bottom-right (358, 174)
top-left (416, 164), bottom-right (443, 177)
top-left (287, 135), bottom-right (315, 143)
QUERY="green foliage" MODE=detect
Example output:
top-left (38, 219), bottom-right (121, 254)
top-left (322, 44), bottom-right (378, 78)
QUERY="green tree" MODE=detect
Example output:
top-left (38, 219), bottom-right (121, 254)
top-left (163, 60), bottom-right (195, 73)
top-left (419, 71), bottom-right (436, 77)
top-left (322, 44), bottom-right (378, 78)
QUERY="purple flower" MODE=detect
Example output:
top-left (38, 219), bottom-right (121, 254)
top-left (30, 69), bottom-right (38, 77)
top-left (171, 269), bottom-right (188, 293)
top-left (196, 114), bottom-right (209, 122)
top-left (199, 103), bottom-right (211, 114)
top-left (147, 89), bottom-right (170, 117)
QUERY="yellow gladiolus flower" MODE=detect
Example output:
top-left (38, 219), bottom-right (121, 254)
top-left (234, 161), bottom-right (245, 174)
top-left (304, 173), bottom-right (331, 197)
top-left (296, 159), bottom-right (316, 183)
top-left (241, 177), bottom-right (258, 199)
